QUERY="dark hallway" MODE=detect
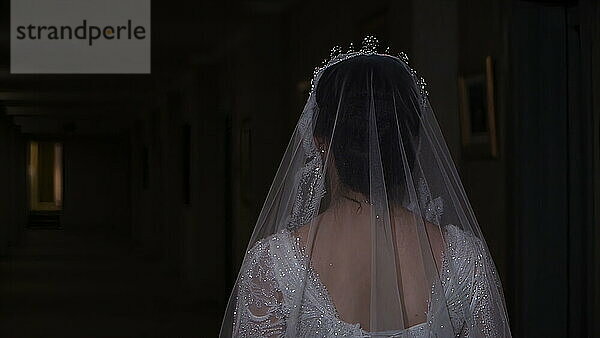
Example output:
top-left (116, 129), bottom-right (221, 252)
top-left (1, 0), bottom-right (600, 337)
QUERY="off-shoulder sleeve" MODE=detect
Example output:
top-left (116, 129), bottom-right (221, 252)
top-left (232, 239), bottom-right (286, 337)
top-left (443, 225), bottom-right (511, 337)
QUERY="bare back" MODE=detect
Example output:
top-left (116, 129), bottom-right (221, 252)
top-left (295, 199), bottom-right (444, 331)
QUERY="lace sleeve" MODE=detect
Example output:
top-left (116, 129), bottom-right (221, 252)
top-left (232, 239), bottom-right (286, 337)
top-left (444, 226), bottom-right (511, 337)
top-left (465, 235), bottom-right (511, 337)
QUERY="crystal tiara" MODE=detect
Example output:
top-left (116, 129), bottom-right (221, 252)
top-left (309, 35), bottom-right (429, 107)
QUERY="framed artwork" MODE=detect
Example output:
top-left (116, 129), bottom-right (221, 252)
top-left (458, 56), bottom-right (498, 159)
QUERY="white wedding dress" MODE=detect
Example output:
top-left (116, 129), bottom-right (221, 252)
top-left (232, 224), bottom-right (504, 337)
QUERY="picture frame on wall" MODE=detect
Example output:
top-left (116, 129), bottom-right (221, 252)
top-left (458, 56), bottom-right (498, 160)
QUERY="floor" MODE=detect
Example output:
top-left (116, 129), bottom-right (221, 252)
top-left (0, 228), bottom-right (219, 338)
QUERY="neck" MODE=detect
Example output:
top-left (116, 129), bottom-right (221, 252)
top-left (329, 190), bottom-right (371, 214)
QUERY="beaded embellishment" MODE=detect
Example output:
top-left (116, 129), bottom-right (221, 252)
top-left (418, 177), bottom-right (444, 226)
top-left (233, 226), bottom-right (504, 337)
top-left (309, 36), bottom-right (430, 109)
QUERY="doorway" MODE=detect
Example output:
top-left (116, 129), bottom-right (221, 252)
top-left (27, 140), bottom-right (63, 228)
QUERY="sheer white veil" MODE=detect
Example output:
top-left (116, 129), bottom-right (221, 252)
top-left (220, 37), bottom-right (511, 337)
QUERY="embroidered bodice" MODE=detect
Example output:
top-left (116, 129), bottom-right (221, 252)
top-left (231, 225), bottom-right (505, 337)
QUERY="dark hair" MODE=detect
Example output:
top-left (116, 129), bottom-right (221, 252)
top-left (314, 55), bottom-right (420, 203)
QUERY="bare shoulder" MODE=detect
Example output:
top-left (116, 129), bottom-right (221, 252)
top-left (393, 206), bottom-right (445, 268)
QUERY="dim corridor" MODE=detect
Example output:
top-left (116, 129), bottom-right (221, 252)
top-left (0, 228), bottom-right (217, 337)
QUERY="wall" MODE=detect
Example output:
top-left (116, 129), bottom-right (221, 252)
top-left (126, 65), bottom-right (230, 317)
top-left (589, 2), bottom-right (600, 333)
top-left (412, 0), bottom-right (460, 160)
top-left (0, 112), bottom-right (27, 256)
top-left (61, 135), bottom-right (130, 237)
top-left (0, 113), bottom-right (11, 255)
top-left (456, 0), bottom-right (510, 289)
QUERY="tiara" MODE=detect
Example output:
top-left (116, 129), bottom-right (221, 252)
top-left (309, 36), bottom-right (429, 107)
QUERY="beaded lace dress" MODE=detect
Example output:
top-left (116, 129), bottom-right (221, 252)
top-left (220, 38), bottom-right (512, 338)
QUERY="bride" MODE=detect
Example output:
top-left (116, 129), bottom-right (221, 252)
top-left (220, 37), bottom-right (512, 337)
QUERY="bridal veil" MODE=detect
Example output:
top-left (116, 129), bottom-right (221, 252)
top-left (220, 37), bottom-right (511, 337)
